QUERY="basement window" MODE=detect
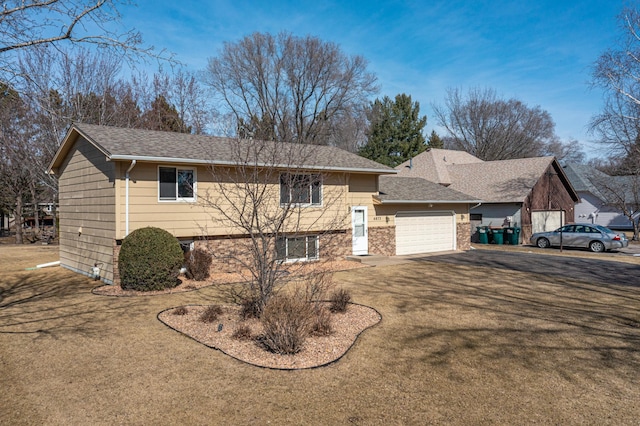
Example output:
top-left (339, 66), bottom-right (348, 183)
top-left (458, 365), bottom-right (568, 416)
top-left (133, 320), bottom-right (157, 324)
top-left (276, 235), bottom-right (319, 262)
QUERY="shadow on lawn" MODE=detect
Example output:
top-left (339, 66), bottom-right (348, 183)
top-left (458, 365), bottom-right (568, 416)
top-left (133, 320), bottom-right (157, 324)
top-left (0, 271), bottom-right (138, 339)
top-left (422, 250), bottom-right (640, 287)
top-left (348, 259), bottom-right (640, 381)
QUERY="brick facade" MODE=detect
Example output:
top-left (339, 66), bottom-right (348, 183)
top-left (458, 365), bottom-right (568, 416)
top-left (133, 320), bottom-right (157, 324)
top-left (193, 231), bottom-right (351, 274)
top-left (457, 222), bottom-right (471, 251)
top-left (368, 226), bottom-right (396, 256)
top-left (110, 222), bottom-right (471, 285)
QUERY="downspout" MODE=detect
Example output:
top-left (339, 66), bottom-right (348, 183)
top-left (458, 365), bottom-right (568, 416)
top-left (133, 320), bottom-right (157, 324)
top-left (470, 202), bottom-right (482, 209)
top-left (125, 160), bottom-right (137, 237)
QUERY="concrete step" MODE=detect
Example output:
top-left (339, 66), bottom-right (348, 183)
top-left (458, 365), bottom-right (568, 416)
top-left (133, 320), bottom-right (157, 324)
top-left (345, 254), bottom-right (388, 263)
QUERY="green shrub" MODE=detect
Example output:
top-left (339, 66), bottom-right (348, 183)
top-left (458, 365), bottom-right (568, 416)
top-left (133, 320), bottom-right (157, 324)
top-left (118, 227), bottom-right (183, 291)
top-left (185, 247), bottom-right (212, 281)
top-left (200, 305), bottom-right (223, 323)
top-left (259, 293), bottom-right (313, 355)
top-left (329, 288), bottom-right (351, 313)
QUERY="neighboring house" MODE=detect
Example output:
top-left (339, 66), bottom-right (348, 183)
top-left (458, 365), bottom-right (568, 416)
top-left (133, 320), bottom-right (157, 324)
top-left (396, 149), bottom-right (579, 243)
top-left (48, 124), bottom-right (479, 284)
top-left (564, 163), bottom-right (637, 230)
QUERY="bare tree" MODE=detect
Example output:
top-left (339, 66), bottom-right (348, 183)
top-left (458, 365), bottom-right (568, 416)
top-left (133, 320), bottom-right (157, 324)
top-left (589, 87), bottom-right (640, 164)
top-left (0, 0), bottom-right (169, 81)
top-left (135, 69), bottom-right (210, 134)
top-left (433, 87), bottom-right (559, 160)
top-left (543, 137), bottom-right (586, 165)
top-left (587, 171), bottom-right (640, 240)
top-left (0, 83), bottom-right (35, 244)
top-left (17, 48), bottom-right (209, 208)
top-left (198, 137), bottom-right (347, 315)
top-left (588, 4), bottom-right (640, 239)
top-left (203, 31), bottom-right (378, 146)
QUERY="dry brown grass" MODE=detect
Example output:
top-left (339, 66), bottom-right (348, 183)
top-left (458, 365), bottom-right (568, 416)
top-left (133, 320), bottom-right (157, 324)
top-left (1, 244), bottom-right (640, 424)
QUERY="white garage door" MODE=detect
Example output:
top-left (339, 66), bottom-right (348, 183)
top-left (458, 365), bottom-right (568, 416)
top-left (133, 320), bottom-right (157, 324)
top-left (395, 211), bottom-right (456, 255)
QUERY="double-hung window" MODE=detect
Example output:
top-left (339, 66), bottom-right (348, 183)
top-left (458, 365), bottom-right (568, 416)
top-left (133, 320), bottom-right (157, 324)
top-left (276, 235), bottom-right (319, 262)
top-left (279, 173), bottom-right (321, 206)
top-left (159, 166), bottom-right (196, 201)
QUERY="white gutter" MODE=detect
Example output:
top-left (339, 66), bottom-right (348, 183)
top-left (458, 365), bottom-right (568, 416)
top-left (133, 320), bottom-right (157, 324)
top-left (125, 160), bottom-right (137, 236)
top-left (108, 155), bottom-right (397, 175)
top-left (376, 199), bottom-right (482, 204)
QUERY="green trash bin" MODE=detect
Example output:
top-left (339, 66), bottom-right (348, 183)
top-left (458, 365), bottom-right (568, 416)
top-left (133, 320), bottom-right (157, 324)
top-left (491, 228), bottom-right (504, 245)
top-left (504, 227), bottom-right (514, 244)
top-left (476, 226), bottom-right (489, 244)
top-left (504, 227), bottom-right (520, 245)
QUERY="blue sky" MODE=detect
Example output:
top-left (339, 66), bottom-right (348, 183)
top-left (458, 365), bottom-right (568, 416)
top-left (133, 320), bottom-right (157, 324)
top-left (120, 0), bottom-right (624, 154)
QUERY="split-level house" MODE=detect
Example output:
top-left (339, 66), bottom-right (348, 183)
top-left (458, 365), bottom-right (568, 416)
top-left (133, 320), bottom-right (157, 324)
top-left (48, 124), bottom-right (479, 284)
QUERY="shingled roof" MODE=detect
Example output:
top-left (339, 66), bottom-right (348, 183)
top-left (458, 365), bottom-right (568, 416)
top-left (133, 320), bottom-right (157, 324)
top-left (49, 123), bottom-right (396, 175)
top-left (447, 157), bottom-right (561, 202)
top-left (563, 163), bottom-right (610, 198)
top-left (396, 148), bottom-right (483, 185)
top-left (395, 149), bottom-right (578, 203)
top-left (376, 176), bottom-right (480, 204)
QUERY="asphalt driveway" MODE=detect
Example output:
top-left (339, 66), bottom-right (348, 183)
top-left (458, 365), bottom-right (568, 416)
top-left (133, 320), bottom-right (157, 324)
top-left (416, 248), bottom-right (640, 287)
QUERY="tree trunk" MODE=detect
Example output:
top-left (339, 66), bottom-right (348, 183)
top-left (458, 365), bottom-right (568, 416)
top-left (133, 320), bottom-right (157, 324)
top-left (14, 194), bottom-right (24, 244)
top-left (31, 188), bottom-right (40, 238)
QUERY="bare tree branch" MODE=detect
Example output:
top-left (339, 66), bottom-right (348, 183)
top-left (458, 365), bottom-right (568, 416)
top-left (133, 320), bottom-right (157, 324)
top-left (198, 135), bottom-right (348, 315)
top-left (432, 87), bottom-right (567, 161)
top-left (1, 0), bottom-right (174, 82)
top-left (203, 31), bottom-right (377, 147)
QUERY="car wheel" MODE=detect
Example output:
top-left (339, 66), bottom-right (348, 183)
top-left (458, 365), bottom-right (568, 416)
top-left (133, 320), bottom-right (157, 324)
top-left (589, 240), bottom-right (605, 253)
top-left (536, 237), bottom-right (550, 249)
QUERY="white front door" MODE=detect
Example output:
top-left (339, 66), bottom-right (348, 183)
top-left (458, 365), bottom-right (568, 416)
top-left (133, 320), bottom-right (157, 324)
top-left (351, 206), bottom-right (368, 255)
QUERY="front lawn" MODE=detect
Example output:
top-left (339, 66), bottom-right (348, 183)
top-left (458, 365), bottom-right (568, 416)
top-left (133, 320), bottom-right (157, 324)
top-left (1, 245), bottom-right (639, 424)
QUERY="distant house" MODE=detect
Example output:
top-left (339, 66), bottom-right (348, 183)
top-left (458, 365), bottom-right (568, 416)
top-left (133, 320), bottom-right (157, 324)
top-left (564, 163), bottom-right (637, 230)
top-left (48, 124), bottom-right (479, 284)
top-left (396, 149), bottom-right (579, 243)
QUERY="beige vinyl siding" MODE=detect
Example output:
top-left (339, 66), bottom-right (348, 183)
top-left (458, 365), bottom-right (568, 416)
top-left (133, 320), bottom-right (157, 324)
top-left (373, 203), bottom-right (470, 226)
top-left (346, 173), bottom-right (382, 228)
top-left (117, 163), bottom-right (352, 238)
top-left (58, 136), bottom-right (116, 283)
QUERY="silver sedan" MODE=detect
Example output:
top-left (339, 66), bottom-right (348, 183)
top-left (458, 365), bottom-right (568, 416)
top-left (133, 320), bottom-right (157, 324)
top-left (530, 223), bottom-right (629, 252)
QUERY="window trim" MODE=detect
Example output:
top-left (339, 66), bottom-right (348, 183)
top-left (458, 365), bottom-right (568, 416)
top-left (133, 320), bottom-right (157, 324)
top-left (276, 235), bottom-right (319, 262)
top-left (279, 173), bottom-right (322, 207)
top-left (158, 165), bottom-right (197, 202)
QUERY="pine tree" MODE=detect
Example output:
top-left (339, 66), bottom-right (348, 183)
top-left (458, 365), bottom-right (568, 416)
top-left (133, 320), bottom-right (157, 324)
top-left (358, 94), bottom-right (427, 167)
top-left (427, 130), bottom-right (444, 149)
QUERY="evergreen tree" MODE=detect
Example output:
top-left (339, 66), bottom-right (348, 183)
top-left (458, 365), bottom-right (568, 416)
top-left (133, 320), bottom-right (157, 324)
top-left (427, 130), bottom-right (444, 149)
top-left (359, 94), bottom-right (427, 167)
top-left (141, 95), bottom-right (191, 133)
